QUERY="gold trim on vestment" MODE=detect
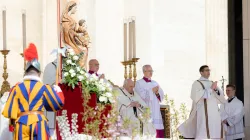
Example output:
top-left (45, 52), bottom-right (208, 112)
top-left (197, 80), bottom-right (210, 139)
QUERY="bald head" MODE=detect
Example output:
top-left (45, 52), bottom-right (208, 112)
top-left (89, 59), bottom-right (99, 72)
top-left (123, 79), bottom-right (134, 93)
top-left (143, 65), bottom-right (153, 78)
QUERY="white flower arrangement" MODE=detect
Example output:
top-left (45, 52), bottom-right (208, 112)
top-left (56, 110), bottom-right (80, 140)
top-left (61, 48), bottom-right (117, 138)
top-left (83, 74), bottom-right (114, 104)
top-left (62, 48), bottom-right (115, 104)
top-left (62, 49), bottom-right (86, 89)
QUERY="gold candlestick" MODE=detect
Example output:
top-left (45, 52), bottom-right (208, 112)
top-left (128, 60), bottom-right (133, 79)
top-left (20, 53), bottom-right (26, 71)
top-left (0, 50), bottom-right (10, 97)
top-left (121, 61), bottom-right (129, 79)
top-left (132, 58), bottom-right (139, 84)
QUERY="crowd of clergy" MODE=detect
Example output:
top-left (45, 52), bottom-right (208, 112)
top-left (0, 44), bottom-right (246, 140)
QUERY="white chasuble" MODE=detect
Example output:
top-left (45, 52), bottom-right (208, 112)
top-left (178, 77), bottom-right (226, 139)
top-left (0, 92), bottom-right (13, 140)
top-left (220, 97), bottom-right (245, 140)
top-left (115, 87), bottom-right (156, 136)
top-left (134, 79), bottom-right (164, 130)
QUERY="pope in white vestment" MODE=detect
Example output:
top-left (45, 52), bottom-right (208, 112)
top-left (115, 79), bottom-right (156, 137)
top-left (178, 65), bottom-right (226, 139)
top-left (0, 92), bottom-right (13, 140)
top-left (134, 65), bottom-right (165, 138)
top-left (220, 85), bottom-right (245, 140)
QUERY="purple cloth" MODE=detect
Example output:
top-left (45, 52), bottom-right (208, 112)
top-left (143, 77), bottom-right (151, 82)
top-left (88, 70), bottom-right (98, 76)
top-left (157, 95), bottom-right (161, 101)
top-left (156, 129), bottom-right (165, 138)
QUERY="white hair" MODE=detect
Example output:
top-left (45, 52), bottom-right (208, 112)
top-left (123, 79), bottom-right (133, 87)
top-left (123, 79), bottom-right (129, 87)
top-left (142, 64), bottom-right (151, 72)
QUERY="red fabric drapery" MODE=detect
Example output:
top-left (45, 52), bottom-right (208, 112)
top-left (56, 84), bottom-right (112, 139)
top-left (56, 84), bottom-right (97, 140)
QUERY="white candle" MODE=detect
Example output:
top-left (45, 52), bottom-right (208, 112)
top-left (22, 10), bottom-right (26, 52)
top-left (129, 20), bottom-right (132, 60)
top-left (2, 8), bottom-right (6, 50)
top-left (124, 20), bottom-right (127, 61)
top-left (132, 18), bottom-right (136, 58)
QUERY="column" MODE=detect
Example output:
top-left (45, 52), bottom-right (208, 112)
top-left (205, 0), bottom-right (228, 88)
top-left (243, 0), bottom-right (250, 138)
top-left (42, 0), bottom-right (47, 71)
top-left (95, 0), bottom-right (124, 85)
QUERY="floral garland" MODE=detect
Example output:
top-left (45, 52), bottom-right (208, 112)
top-left (62, 49), bottom-right (114, 104)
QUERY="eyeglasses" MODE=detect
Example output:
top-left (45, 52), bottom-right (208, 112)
top-left (204, 69), bottom-right (211, 72)
top-left (144, 70), bottom-right (154, 73)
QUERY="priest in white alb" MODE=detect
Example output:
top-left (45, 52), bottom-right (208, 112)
top-left (220, 84), bottom-right (245, 140)
top-left (178, 65), bottom-right (226, 139)
top-left (115, 79), bottom-right (156, 136)
top-left (134, 65), bottom-right (165, 138)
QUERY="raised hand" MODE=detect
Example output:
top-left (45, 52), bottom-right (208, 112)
top-left (152, 86), bottom-right (159, 93)
top-left (211, 81), bottom-right (217, 90)
top-left (99, 74), bottom-right (105, 79)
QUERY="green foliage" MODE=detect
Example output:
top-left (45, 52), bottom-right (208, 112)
top-left (180, 103), bottom-right (189, 121)
top-left (62, 49), bottom-right (85, 89)
top-left (164, 94), bottom-right (189, 140)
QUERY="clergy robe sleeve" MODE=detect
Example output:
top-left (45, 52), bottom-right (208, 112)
top-left (134, 91), bottom-right (147, 107)
top-left (227, 102), bottom-right (244, 126)
top-left (134, 81), bottom-right (151, 105)
top-left (190, 81), bottom-right (212, 104)
top-left (43, 85), bottom-right (65, 111)
top-left (220, 104), bottom-right (229, 121)
top-left (214, 87), bottom-right (226, 104)
top-left (2, 85), bottom-right (19, 119)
